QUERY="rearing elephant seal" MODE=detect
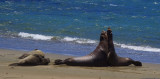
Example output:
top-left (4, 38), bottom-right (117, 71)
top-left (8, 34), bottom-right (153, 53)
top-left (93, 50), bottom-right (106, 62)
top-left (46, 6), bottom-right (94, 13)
top-left (55, 31), bottom-right (109, 66)
top-left (107, 28), bottom-right (142, 66)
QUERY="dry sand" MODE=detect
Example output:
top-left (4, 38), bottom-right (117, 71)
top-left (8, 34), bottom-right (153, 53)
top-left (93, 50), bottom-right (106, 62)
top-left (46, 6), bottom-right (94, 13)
top-left (0, 49), bottom-right (160, 79)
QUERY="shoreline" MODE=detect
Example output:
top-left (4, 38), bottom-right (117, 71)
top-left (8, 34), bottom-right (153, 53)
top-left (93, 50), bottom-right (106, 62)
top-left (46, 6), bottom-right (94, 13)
top-left (0, 48), bottom-right (160, 79)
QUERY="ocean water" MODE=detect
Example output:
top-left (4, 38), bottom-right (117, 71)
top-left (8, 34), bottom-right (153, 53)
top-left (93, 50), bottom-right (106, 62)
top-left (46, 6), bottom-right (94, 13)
top-left (0, 0), bottom-right (160, 64)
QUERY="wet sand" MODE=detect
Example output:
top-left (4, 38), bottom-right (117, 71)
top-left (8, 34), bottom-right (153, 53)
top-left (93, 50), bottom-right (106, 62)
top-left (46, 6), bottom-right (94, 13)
top-left (0, 49), bottom-right (160, 79)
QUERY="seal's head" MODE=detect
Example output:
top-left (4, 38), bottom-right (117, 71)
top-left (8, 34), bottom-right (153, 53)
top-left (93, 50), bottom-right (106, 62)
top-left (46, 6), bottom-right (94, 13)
top-left (100, 30), bottom-right (108, 41)
top-left (29, 49), bottom-right (45, 57)
top-left (42, 58), bottom-right (50, 65)
top-left (107, 27), bottom-right (112, 39)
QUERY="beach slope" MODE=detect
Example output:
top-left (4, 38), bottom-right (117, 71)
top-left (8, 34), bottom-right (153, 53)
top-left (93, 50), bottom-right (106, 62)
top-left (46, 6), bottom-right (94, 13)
top-left (0, 49), bottom-right (160, 79)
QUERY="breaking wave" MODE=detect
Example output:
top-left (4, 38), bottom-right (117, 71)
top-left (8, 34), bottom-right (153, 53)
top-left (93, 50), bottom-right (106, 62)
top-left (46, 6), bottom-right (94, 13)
top-left (18, 32), bottom-right (52, 40)
top-left (18, 32), bottom-right (98, 44)
top-left (18, 32), bottom-right (160, 53)
top-left (115, 42), bottom-right (160, 53)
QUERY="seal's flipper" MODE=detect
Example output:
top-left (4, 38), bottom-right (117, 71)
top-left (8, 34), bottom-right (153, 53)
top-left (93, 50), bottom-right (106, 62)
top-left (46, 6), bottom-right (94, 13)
top-left (18, 53), bottom-right (30, 59)
top-left (54, 59), bottom-right (64, 65)
top-left (133, 61), bottom-right (142, 66)
top-left (9, 63), bottom-right (19, 66)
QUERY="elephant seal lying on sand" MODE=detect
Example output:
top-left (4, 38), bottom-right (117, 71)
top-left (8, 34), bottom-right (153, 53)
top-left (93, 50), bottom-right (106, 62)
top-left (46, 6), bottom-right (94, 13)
top-left (54, 30), bottom-right (109, 66)
top-left (9, 49), bottom-right (50, 66)
top-left (107, 28), bottom-right (142, 66)
top-left (18, 49), bottom-right (45, 59)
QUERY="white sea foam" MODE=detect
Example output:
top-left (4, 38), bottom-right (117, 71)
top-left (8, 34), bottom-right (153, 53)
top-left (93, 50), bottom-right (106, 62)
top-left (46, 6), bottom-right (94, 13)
top-left (114, 42), bottom-right (160, 53)
top-left (76, 40), bottom-right (97, 44)
top-left (18, 32), bottom-right (97, 44)
top-left (63, 37), bottom-right (78, 42)
top-left (18, 32), bottom-right (52, 41)
top-left (109, 4), bottom-right (118, 7)
top-left (62, 36), bottom-right (97, 44)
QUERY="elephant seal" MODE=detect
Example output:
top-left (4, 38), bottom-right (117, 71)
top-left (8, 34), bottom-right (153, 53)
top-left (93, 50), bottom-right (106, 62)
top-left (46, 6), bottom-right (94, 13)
top-left (107, 28), bottom-right (142, 66)
top-left (9, 49), bottom-right (50, 66)
top-left (55, 31), bottom-right (109, 66)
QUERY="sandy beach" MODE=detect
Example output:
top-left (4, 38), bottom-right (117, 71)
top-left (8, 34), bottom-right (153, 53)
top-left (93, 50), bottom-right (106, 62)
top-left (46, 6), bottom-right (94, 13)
top-left (0, 49), bottom-right (160, 79)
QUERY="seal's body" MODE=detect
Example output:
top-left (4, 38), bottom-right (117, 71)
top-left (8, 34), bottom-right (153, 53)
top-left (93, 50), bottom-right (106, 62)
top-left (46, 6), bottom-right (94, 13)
top-left (107, 28), bottom-right (142, 66)
top-left (55, 31), bottom-right (109, 66)
top-left (9, 49), bottom-right (50, 66)
top-left (16, 54), bottom-right (50, 66)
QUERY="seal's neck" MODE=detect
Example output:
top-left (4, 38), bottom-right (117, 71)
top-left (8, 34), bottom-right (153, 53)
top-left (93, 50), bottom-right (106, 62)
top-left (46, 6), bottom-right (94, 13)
top-left (99, 40), bottom-right (108, 51)
top-left (93, 34), bottom-right (109, 55)
top-left (107, 29), bottom-right (117, 57)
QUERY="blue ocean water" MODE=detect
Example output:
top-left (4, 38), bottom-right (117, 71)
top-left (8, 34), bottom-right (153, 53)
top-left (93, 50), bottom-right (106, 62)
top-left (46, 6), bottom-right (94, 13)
top-left (0, 0), bottom-right (160, 64)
